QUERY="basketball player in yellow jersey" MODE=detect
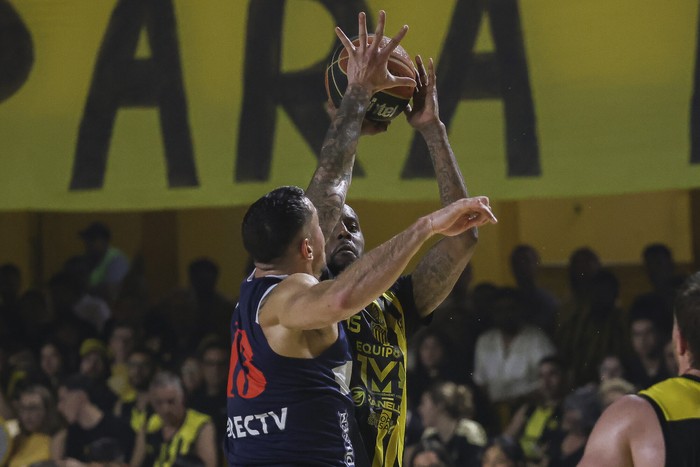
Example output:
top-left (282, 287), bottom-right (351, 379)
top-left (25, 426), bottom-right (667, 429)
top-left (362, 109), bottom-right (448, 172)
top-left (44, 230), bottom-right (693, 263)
top-left (579, 271), bottom-right (700, 467)
top-left (306, 12), bottom-right (481, 466)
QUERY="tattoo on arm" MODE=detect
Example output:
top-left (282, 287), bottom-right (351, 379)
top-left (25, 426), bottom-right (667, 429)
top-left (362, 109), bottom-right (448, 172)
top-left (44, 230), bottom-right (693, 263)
top-left (306, 85), bottom-right (371, 239)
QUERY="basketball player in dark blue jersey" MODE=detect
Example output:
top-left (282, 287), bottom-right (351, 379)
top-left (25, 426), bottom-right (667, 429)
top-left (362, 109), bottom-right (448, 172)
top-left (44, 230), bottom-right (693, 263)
top-left (226, 11), bottom-right (498, 466)
top-left (579, 271), bottom-right (700, 467)
top-left (306, 15), bottom-right (482, 465)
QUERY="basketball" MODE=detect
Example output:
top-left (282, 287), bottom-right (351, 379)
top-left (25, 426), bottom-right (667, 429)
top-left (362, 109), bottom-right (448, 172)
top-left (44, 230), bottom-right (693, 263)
top-left (325, 34), bottom-right (416, 122)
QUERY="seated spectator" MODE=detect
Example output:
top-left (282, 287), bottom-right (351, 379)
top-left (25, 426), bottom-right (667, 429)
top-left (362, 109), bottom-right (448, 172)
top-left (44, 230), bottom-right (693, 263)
top-left (179, 356), bottom-right (203, 397)
top-left (408, 439), bottom-right (455, 467)
top-left (504, 356), bottom-right (567, 463)
top-left (473, 288), bottom-right (555, 428)
top-left (416, 381), bottom-right (487, 467)
top-left (598, 378), bottom-right (635, 409)
top-left (79, 338), bottom-right (118, 413)
top-left (509, 245), bottom-right (559, 336)
top-left (558, 269), bottom-right (627, 387)
top-left (5, 384), bottom-right (62, 467)
top-left (598, 354), bottom-right (625, 383)
top-left (189, 337), bottom-right (228, 462)
top-left (114, 348), bottom-right (159, 434)
top-left (52, 374), bottom-right (134, 463)
top-left (545, 386), bottom-right (601, 467)
top-left (106, 321), bottom-right (138, 398)
top-left (624, 299), bottom-right (671, 389)
top-left (481, 436), bottom-right (526, 467)
top-left (408, 330), bottom-right (467, 411)
top-left (39, 340), bottom-right (72, 393)
top-left (130, 372), bottom-right (216, 467)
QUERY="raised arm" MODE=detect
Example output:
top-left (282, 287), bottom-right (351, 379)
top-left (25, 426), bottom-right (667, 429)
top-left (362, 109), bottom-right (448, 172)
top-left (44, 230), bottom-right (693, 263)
top-left (405, 56), bottom-right (479, 317)
top-left (263, 197), bottom-right (497, 331)
top-left (306, 10), bottom-right (414, 239)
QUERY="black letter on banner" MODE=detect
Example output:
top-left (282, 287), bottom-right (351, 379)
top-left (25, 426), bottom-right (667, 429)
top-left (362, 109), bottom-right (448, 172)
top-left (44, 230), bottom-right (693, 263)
top-left (691, 8), bottom-right (700, 164)
top-left (0, 1), bottom-right (33, 103)
top-left (402, 0), bottom-right (540, 178)
top-left (236, 0), bottom-right (369, 182)
top-left (71, 0), bottom-right (197, 190)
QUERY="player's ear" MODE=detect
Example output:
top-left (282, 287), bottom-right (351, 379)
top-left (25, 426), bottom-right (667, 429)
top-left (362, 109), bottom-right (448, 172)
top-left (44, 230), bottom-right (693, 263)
top-left (301, 238), bottom-right (314, 261)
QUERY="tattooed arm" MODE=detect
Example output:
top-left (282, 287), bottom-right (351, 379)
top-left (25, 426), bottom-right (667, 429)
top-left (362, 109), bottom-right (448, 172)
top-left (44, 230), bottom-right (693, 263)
top-left (306, 11), bottom-right (414, 239)
top-left (406, 56), bottom-right (481, 317)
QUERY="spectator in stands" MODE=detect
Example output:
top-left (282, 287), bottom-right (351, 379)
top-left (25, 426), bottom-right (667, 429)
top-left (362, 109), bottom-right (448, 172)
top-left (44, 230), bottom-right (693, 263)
top-left (545, 386), bottom-right (600, 467)
top-left (189, 337), bottom-right (228, 463)
top-left (415, 381), bottom-right (486, 467)
top-left (130, 372), bottom-right (216, 467)
top-left (509, 245), bottom-right (559, 336)
top-left (0, 263), bottom-right (23, 346)
top-left (558, 269), bottom-right (627, 386)
top-left (5, 384), bottom-right (62, 467)
top-left (52, 374), bottom-right (134, 463)
top-left (408, 330), bottom-right (467, 412)
top-left (558, 247), bottom-right (602, 326)
top-left (504, 356), bottom-right (567, 463)
top-left (79, 222), bottom-right (129, 303)
top-left (187, 259), bottom-right (235, 343)
top-left (408, 439), bottom-right (455, 467)
top-left (663, 339), bottom-right (679, 375)
top-left (481, 436), bottom-right (526, 467)
top-left (473, 288), bottom-right (555, 428)
top-left (598, 378), bottom-right (635, 409)
top-left (78, 338), bottom-right (118, 413)
top-left (107, 321), bottom-right (138, 398)
top-left (598, 355), bottom-right (625, 383)
top-left (624, 300), bottom-right (670, 389)
top-left (114, 348), bottom-right (158, 434)
top-left (39, 340), bottom-right (71, 392)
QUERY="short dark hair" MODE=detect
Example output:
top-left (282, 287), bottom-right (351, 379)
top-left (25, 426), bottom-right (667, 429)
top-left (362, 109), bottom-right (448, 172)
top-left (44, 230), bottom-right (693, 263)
top-left (188, 258), bottom-right (219, 278)
top-left (539, 355), bottom-right (565, 372)
top-left (674, 271), bottom-right (700, 367)
top-left (242, 186), bottom-right (313, 263)
top-left (425, 381), bottom-right (474, 420)
top-left (643, 243), bottom-right (672, 261)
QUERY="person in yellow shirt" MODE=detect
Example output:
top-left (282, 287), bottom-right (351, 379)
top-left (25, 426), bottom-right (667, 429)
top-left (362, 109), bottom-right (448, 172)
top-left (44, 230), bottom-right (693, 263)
top-left (6, 384), bottom-right (62, 467)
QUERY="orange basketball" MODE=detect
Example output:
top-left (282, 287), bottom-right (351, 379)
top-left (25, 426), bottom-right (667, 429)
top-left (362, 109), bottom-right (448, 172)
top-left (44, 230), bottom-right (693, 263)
top-left (325, 34), bottom-right (416, 122)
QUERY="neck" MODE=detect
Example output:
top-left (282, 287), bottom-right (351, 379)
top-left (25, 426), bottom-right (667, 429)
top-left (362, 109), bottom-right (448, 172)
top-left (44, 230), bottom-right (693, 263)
top-left (77, 403), bottom-right (103, 430)
top-left (435, 416), bottom-right (458, 444)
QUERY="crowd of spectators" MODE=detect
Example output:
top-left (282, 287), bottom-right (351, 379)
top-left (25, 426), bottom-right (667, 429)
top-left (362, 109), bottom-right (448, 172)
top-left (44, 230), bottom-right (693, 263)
top-left (0, 220), bottom-right (689, 467)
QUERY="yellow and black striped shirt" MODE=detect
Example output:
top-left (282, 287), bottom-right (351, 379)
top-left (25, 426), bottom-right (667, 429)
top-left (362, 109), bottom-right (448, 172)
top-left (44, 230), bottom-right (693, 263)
top-left (344, 276), bottom-right (420, 467)
top-left (638, 375), bottom-right (700, 467)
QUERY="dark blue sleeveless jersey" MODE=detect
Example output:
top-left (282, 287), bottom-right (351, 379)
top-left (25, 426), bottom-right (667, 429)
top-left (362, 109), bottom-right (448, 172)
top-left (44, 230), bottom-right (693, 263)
top-left (225, 273), bottom-right (361, 467)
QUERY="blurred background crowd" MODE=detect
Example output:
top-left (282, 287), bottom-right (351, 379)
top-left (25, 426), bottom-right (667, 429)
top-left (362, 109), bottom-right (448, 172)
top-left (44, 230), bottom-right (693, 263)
top-left (0, 221), bottom-right (689, 467)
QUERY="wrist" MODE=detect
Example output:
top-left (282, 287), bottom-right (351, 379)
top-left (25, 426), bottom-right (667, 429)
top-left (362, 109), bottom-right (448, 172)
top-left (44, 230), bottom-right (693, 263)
top-left (417, 120), bottom-right (446, 137)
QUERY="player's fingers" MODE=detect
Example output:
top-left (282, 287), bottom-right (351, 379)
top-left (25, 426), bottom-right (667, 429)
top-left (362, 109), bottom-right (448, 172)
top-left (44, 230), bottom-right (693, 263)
top-left (382, 25), bottom-right (409, 56)
top-left (358, 12), bottom-right (368, 49)
top-left (335, 27), bottom-right (355, 52)
top-left (428, 57), bottom-right (437, 86)
top-left (372, 10), bottom-right (386, 49)
top-left (415, 55), bottom-right (428, 86)
top-left (390, 75), bottom-right (417, 89)
top-left (404, 103), bottom-right (412, 114)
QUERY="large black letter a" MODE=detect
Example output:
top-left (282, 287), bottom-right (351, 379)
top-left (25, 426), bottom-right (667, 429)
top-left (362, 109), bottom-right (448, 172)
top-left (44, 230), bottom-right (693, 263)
top-left (71, 0), bottom-right (197, 190)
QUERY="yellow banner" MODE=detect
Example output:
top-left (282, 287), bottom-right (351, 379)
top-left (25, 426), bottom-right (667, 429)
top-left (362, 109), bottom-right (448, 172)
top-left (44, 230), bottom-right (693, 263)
top-left (0, 0), bottom-right (698, 211)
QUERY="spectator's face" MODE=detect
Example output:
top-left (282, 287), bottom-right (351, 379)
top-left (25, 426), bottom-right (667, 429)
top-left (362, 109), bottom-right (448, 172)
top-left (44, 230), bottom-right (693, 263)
top-left (631, 319), bottom-right (659, 358)
top-left (418, 336), bottom-right (444, 371)
top-left (57, 387), bottom-right (85, 424)
top-left (201, 348), bottom-right (228, 391)
top-left (417, 393), bottom-right (439, 428)
top-left (80, 351), bottom-right (106, 380)
top-left (325, 205), bottom-right (365, 276)
top-left (413, 451), bottom-right (445, 467)
top-left (150, 385), bottom-right (186, 426)
top-left (40, 344), bottom-right (63, 377)
top-left (109, 327), bottom-right (135, 362)
top-left (84, 238), bottom-right (108, 260)
top-left (599, 356), bottom-right (623, 382)
top-left (17, 392), bottom-right (46, 433)
top-left (538, 362), bottom-right (564, 400)
top-left (180, 357), bottom-right (202, 393)
top-left (562, 407), bottom-right (582, 433)
top-left (127, 353), bottom-right (155, 391)
top-left (482, 445), bottom-right (515, 467)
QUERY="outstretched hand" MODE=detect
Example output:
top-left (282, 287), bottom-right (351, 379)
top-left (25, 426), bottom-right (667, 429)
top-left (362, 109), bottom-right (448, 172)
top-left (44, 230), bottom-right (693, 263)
top-left (428, 196), bottom-right (498, 236)
top-left (335, 11), bottom-right (416, 94)
top-left (404, 55), bottom-right (441, 131)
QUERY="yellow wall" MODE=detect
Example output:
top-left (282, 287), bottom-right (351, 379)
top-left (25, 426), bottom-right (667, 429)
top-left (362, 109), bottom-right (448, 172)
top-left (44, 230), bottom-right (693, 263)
top-left (0, 190), bottom-right (695, 304)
